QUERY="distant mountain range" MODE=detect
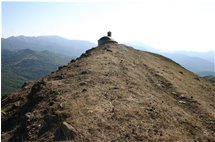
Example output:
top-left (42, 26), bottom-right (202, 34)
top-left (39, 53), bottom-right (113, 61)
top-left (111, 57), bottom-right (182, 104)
top-left (2, 35), bottom-right (95, 57)
top-left (162, 53), bottom-right (214, 76)
top-left (1, 36), bottom-right (96, 95)
top-left (1, 36), bottom-right (214, 95)
top-left (203, 76), bottom-right (215, 83)
top-left (128, 42), bottom-right (215, 76)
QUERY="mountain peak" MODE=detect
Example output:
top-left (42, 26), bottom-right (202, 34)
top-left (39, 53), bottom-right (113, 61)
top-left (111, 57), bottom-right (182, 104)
top-left (2, 43), bottom-right (215, 141)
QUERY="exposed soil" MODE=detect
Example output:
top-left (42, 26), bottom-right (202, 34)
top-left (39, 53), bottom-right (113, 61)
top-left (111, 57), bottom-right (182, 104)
top-left (2, 43), bottom-right (215, 142)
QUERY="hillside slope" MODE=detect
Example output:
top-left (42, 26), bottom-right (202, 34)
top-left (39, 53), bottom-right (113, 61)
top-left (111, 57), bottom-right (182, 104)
top-left (1, 48), bottom-right (70, 96)
top-left (1, 43), bottom-right (215, 142)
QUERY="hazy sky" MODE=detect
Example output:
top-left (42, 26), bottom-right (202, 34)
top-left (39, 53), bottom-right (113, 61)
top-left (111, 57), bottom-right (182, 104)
top-left (2, 0), bottom-right (215, 52)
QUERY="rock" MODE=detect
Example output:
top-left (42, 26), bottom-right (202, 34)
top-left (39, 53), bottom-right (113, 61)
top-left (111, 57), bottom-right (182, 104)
top-left (70, 59), bottom-right (76, 63)
top-left (105, 74), bottom-right (109, 76)
top-left (21, 81), bottom-right (35, 89)
top-left (112, 86), bottom-right (119, 90)
top-left (178, 101), bottom-right (186, 104)
top-left (206, 120), bottom-right (215, 124)
top-left (14, 102), bottom-right (21, 107)
top-left (79, 82), bottom-right (87, 86)
top-left (61, 121), bottom-right (77, 140)
top-left (80, 70), bottom-right (88, 75)
top-left (172, 92), bottom-right (177, 95)
top-left (1, 111), bottom-right (6, 115)
top-left (30, 81), bottom-right (45, 96)
top-left (75, 64), bottom-right (80, 68)
top-left (157, 81), bottom-right (167, 88)
top-left (59, 103), bottom-right (64, 108)
top-left (21, 82), bottom-right (28, 89)
top-left (106, 49), bottom-right (112, 52)
top-left (44, 113), bottom-right (58, 124)
top-left (25, 112), bottom-right (35, 121)
top-left (178, 95), bottom-right (186, 99)
top-left (49, 101), bottom-right (54, 106)
top-left (80, 53), bottom-right (88, 58)
top-left (54, 75), bottom-right (64, 80)
top-left (179, 71), bottom-right (183, 74)
top-left (58, 65), bottom-right (66, 70)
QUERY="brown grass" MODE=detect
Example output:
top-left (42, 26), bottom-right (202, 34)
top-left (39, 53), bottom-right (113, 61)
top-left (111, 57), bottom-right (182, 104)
top-left (2, 43), bottom-right (215, 142)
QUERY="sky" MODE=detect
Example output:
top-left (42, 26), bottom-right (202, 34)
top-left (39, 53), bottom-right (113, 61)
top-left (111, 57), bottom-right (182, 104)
top-left (1, 0), bottom-right (215, 52)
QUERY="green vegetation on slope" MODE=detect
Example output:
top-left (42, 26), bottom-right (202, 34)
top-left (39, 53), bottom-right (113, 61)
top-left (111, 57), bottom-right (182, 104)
top-left (1, 49), bottom-right (70, 96)
top-left (1, 66), bottom-right (27, 96)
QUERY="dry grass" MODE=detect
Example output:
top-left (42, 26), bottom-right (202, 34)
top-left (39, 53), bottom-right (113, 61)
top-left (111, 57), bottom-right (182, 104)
top-left (2, 43), bottom-right (215, 142)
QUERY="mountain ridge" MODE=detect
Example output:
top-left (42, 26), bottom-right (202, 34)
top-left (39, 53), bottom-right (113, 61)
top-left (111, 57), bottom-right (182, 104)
top-left (120, 41), bottom-right (215, 76)
top-left (3, 35), bottom-right (214, 76)
top-left (1, 43), bottom-right (215, 141)
top-left (1, 36), bottom-right (95, 57)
